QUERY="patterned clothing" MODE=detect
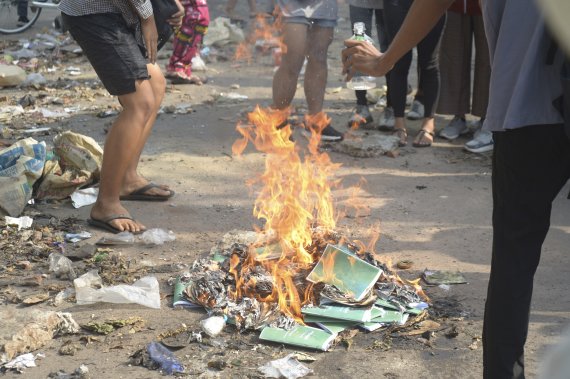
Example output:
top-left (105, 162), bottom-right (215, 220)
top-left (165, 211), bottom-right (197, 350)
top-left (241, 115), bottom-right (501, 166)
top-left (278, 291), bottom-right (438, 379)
top-left (167, 0), bottom-right (209, 77)
top-left (59, 0), bottom-right (153, 46)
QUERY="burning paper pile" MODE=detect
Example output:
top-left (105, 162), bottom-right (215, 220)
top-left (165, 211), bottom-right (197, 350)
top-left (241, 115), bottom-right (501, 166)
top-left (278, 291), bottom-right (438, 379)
top-left (171, 106), bottom-right (428, 350)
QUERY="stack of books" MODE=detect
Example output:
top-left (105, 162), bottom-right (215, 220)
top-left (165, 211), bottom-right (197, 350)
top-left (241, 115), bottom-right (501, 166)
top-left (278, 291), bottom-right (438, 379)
top-left (260, 245), bottom-right (426, 351)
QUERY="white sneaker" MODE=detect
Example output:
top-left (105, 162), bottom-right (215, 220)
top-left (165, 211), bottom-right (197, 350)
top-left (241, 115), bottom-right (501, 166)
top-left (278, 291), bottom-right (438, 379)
top-left (378, 107), bottom-right (395, 130)
top-left (439, 116), bottom-right (469, 140)
top-left (464, 129), bottom-right (493, 153)
top-left (406, 100), bottom-right (424, 120)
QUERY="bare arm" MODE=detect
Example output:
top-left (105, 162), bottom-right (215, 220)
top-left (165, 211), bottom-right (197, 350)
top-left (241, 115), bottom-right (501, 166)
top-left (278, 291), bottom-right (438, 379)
top-left (342, 0), bottom-right (453, 78)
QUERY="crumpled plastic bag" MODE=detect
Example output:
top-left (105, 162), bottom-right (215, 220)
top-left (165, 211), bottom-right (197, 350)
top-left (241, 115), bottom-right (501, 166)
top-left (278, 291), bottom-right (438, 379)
top-left (258, 354), bottom-right (313, 379)
top-left (141, 228), bottom-right (176, 245)
top-left (203, 17), bottom-right (245, 47)
top-left (35, 131), bottom-right (103, 200)
top-left (0, 64), bottom-right (26, 87)
top-left (74, 270), bottom-right (161, 309)
top-left (54, 130), bottom-right (103, 174)
top-left (0, 138), bottom-right (46, 216)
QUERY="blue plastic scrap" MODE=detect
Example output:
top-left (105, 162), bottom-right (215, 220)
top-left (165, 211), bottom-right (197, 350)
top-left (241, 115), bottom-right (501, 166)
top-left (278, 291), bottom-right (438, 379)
top-left (147, 341), bottom-right (184, 375)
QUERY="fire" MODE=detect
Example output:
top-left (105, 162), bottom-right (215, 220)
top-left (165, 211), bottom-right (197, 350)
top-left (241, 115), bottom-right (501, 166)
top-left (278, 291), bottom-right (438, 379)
top-left (233, 14), bottom-right (285, 63)
top-left (232, 106), bottom-right (341, 319)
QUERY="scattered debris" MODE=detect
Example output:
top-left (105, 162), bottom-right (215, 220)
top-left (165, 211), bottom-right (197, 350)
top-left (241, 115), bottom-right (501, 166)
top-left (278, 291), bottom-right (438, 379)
top-left (96, 231), bottom-right (135, 246)
top-left (74, 270), bottom-right (161, 309)
top-left (49, 253), bottom-right (77, 280)
top-left (0, 138), bottom-right (46, 216)
top-left (47, 364), bottom-right (89, 379)
top-left (200, 316), bottom-right (226, 337)
top-left (1, 352), bottom-right (44, 373)
top-left (258, 354), bottom-right (313, 379)
top-left (70, 188), bottom-right (98, 208)
top-left (329, 131), bottom-right (400, 158)
top-left (82, 317), bottom-right (145, 335)
top-left (0, 64), bottom-right (26, 87)
top-left (2, 311), bottom-right (80, 360)
top-left (141, 228), bottom-right (176, 246)
top-left (396, 260), bottom-right (413, 270)
top-left (422, 270), bottom-right (467, 285)
top-left (4, 216), bottom-right (33, 230)
top-left (146, 341), bottom-right (184, 375)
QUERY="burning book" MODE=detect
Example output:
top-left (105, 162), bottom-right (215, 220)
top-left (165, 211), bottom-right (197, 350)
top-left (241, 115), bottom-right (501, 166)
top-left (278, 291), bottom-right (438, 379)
top-left (169, 106), bottom-right (429, 351)
top-left (306, 244), bottom-right (382, 303)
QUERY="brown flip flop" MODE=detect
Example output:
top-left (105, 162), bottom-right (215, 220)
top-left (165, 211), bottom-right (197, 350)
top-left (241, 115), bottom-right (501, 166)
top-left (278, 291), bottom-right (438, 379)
top-left (88, 214), bottom-right (144, 234)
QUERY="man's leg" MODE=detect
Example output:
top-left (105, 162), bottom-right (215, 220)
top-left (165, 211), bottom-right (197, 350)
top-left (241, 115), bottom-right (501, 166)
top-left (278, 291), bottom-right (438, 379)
top-left (17, 0), bottom-right (28, 20)
top-left (121, 63), bottom-right (171, 198)
top-left (90, 78), bottom-right (158, 232)
top-left (272, 23), bottom-right (308, 111)
top-left (483, 124), bottom-right (570, 378)
top-left (304, 24), bottom-right (333, 116)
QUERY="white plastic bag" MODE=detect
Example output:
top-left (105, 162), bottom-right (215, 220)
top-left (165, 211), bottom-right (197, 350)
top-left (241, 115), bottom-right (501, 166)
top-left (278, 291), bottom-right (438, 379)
top-left (74, 270), bottom-right (161, 309)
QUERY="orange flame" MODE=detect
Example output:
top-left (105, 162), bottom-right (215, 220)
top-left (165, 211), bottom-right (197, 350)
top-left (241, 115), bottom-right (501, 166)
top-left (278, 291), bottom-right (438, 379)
top-left (234, 14), bottom-right (286, 63)
top-left (232, 106), bottom-right (341, 319)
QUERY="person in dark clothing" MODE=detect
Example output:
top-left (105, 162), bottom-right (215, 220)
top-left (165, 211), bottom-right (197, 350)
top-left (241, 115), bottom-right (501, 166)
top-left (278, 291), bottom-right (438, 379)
top-left (382, 0), bottom-right (445, 147)
top-left (342, 0), bottom-right (570, 377)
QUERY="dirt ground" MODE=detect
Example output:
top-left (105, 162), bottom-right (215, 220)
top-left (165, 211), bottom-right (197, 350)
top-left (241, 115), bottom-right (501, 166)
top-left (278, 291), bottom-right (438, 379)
top-left (1, 2), bottom-right (569, 379)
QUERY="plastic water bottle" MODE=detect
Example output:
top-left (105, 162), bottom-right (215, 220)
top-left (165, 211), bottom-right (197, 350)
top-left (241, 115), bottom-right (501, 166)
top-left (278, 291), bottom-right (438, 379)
top-left (346, 22), bottom-right (377, 90)
top-left (147, 341), bottom-right (184, 375)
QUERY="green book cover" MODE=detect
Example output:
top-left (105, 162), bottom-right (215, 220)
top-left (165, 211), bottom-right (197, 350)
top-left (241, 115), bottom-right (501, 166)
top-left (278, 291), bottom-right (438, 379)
top-left (303, 315), bottom-right (356, 334)
top-left (301, 304), bottom-right (384, 322)
top-left (375, 298), bottom-right (404, 311)
top-left (405, 307), bottom-right (424, 315)
top-left (360, 309), bottom-right (409, 331)
top-left (253, 243), bottom-right (283, 261)
top-left (172, 277), bottom-right (200, 308)
top-left (259, 325), bottom-right (337, 351)
top-left (307, 244), bottom-right (382, 301)
top-left (371, 309), bottom-right (408, 325)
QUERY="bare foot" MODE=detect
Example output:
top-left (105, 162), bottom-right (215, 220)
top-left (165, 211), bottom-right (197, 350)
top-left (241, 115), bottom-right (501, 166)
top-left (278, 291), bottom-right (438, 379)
top-left (90, 201), bottom-right (146, 233)
top-left (412, 129), bottom-right (434, 148)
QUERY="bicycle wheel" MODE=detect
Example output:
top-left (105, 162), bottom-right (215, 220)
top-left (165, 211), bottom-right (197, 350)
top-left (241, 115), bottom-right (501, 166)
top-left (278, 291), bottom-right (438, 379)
top-left (0, 0), bottom-right (42, 34)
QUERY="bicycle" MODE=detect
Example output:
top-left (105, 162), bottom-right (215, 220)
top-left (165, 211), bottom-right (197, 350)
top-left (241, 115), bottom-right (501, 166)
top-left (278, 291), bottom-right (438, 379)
top-left (0, 0), bottom-right (60, 34)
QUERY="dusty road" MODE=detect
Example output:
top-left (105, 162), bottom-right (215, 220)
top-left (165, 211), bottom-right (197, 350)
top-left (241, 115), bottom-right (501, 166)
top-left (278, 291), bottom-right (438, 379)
top-left (1, 1), bottom-right (569, 378)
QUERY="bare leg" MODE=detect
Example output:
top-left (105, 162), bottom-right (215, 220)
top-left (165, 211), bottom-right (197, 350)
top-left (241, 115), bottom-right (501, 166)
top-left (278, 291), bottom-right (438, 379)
top-left (90, 77), bottom-right (158, 232)
top-left (303, 25), bottom-right (333, 116)
top-left (272, 23), bottom-right (308, 111)
top-left (122, 63), bottom-right (171, 197)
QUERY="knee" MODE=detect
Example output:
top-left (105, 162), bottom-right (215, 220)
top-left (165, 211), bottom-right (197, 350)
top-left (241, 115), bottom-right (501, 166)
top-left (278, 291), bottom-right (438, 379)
top-left (307, 51), bottom-right (327, 68)
top-left (279, 56), bottom-right (305, 76)
top-left (152, 72), bottom-right (166, 106)
top-left (123, 92), bottom-right (156, 125)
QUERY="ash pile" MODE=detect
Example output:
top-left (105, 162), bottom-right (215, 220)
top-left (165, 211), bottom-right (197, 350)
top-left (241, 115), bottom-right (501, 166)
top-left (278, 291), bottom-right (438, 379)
top-left (172, 229), bottom-right (429, 351)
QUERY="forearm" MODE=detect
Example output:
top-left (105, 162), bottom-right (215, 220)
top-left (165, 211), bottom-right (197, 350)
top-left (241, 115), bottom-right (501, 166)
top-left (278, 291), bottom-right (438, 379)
top-left (382, 0), bottom-right (453, 68)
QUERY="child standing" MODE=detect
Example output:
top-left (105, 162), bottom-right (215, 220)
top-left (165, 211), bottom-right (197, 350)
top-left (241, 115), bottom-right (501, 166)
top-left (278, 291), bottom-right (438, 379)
top-left (166, 0), bottom-right (210, 85)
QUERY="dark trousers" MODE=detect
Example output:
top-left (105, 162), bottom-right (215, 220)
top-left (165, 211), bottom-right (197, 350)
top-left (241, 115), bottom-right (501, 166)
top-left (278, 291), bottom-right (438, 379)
top-left (384, 0), bottom-right (445, 118)
top-left (349, 5), bottom-right (391, 107)
top-left (483, 124), bottom-right (570, 378)
top-left (18, 0), bottom-right (28, 18)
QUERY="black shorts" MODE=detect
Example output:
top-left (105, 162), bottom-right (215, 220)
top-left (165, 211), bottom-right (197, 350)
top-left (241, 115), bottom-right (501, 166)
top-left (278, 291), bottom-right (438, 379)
top-left (61, 12), bottom-right (149, 96)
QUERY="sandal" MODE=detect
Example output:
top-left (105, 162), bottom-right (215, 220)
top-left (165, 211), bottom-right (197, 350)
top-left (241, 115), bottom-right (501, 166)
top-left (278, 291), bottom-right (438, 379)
top-left (413, 129), bottom-right (435, 148)
top-left (393, 128), bottom-right (408, 147)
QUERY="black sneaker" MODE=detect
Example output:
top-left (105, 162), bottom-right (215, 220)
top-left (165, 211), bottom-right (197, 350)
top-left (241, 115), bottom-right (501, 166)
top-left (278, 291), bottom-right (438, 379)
top-left (17, 17), bottom-right (30, 27)
top-left (321, 125), bottom-right (344, 142)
